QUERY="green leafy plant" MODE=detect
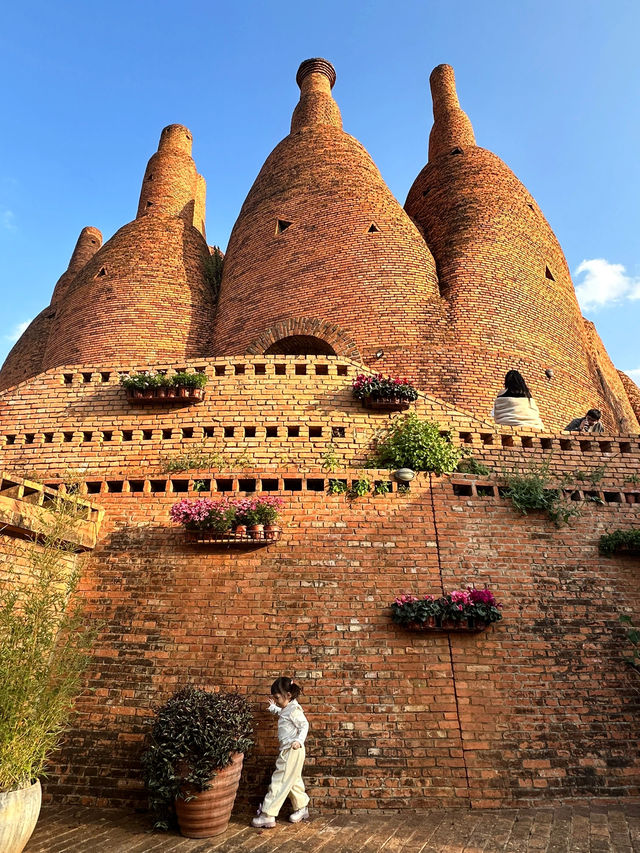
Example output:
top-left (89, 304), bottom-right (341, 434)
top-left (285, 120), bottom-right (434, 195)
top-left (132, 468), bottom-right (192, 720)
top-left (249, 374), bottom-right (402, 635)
top-left (619, 614), bottom-right (640, 671)
top-left (374, 414), bottom-right (462, 474)
top-left (119, 371), bottom-right (162, 392)
top-left (391, 587), bottom-right (502, 629)
top-left (456, 454), bottom-right (492, 477)
top-left (373, 480), bottom-right (391, 496)
top-left (142, 687), bottom-right (253, 830)
top-left (172, 371), bottom-right (208, 390)
top-left (624, 474), bottom-right (640, 486)
top-left (205, 246), bottom-right (224, 300)
top-left (352, 373), bottom-right (418, 403)
top-left (502, 460), bottom-right (581, 527)
top-left (574, 465), bottom-right (606, 486)
top-left (599, 529), bottom-right (640, 556)
top-left (349, 477), bottom-right (371, 499)
top-left (321, 442), bottom-right (339, 473)
top-left (161, 444), bottom-right (247, 474)
top-left (328, 479), bottom-right (347, 495)
top-left (0, 493), bottom-right (94, 793)
top-left (192, 479), bottom-right (208, 492)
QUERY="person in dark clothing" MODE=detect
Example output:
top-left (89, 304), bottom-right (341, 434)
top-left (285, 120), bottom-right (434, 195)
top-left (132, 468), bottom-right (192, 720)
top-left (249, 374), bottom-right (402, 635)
top-left (565, 408), bottom-right (604, 434)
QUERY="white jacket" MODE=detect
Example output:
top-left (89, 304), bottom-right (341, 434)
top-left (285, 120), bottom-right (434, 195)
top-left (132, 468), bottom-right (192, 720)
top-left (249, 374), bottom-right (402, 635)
top-left (268, 699), bottom-right (309, 749)
top-left (491, 393), bottom-right (545, 429)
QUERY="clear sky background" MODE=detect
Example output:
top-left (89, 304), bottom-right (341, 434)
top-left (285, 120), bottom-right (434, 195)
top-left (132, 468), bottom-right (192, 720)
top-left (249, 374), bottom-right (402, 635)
top-left (1, 0), bottom-right (638, 384)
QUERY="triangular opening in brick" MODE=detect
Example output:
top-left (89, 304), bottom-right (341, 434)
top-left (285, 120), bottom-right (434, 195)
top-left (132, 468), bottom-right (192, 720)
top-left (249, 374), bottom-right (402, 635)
top-left (96, 268), bottom-right (107, 278)
top-left (545, 265), bottom-right (556, 281)
top-left (276, 219), bottom-right (292, 234)
top-left (367, 223), bottom-right (380, 233)
top-left (146, 173), bottom-right (153, 181)
top-left (450, 147), bottom-right (463, 155)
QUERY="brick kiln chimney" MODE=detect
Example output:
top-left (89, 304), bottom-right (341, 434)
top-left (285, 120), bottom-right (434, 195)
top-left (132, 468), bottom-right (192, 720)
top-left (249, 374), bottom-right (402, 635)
top-left (211, 58), bottom-right (449, 386)
top-left (428, 64), bottom-right (476, 160)
top-left (51, 226), bottom-right (103, 306)
top-left (405, 65), bottom-right (639, 432)
top-left (38, 126), bottom-right (215, 372)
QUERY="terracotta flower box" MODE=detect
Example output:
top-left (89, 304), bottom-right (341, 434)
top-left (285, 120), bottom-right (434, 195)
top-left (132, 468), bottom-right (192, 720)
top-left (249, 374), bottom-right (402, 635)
top-left (362, 398), bottom-right (411, 412)
top-left (401, 618), bottom-right (488, 632)
top-left (125, 386), bottom-right (205, 405)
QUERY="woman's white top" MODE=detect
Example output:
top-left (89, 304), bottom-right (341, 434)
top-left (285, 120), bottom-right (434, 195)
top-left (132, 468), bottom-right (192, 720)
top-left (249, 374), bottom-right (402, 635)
top-left (267, 699), bottom-right (309, 749)
top-left (491, 393), bottom-right (545, 429)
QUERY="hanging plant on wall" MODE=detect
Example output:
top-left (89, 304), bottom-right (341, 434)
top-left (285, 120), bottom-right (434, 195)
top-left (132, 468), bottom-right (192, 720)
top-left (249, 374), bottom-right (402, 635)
top-left (374, 414), bottom-right (461, 474)
top-left (599, 529), bottom-right (640, 556)
top-left (352, 373), bottom-right (418, 411)
top-left (390, 587), bottom-right (502, 631)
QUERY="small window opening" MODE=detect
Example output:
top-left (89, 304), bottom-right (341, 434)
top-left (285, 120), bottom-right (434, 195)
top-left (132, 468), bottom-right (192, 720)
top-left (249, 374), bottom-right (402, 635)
top-left (44, 433), bottom-right (53, 443)
top-left (63, 432), bottom-right (74, 443)
top-left (336, 365), bottom-right (348, 376)
top-left (171, 480), bottom-right (188, 493)
top-left (501, 435), bottom-right (514, 447)
top-left (288, 426), bottom-right (300, 438)
top-left (261, 478), bottom-right (279, 491)
top-left (367, 223), bottom-right (380, 233)
top-left (598, 441), bottom-right (612, 454)
top-left (422, 188), bottom-right (431, 197)
top-left (604, 491), bottom-right (622, 504)
top-left (579, 441), bottom-right (593, 453)
top-left (82, 372), bottom-right (92, 383)
top-left (275, 364), bottom-right (287, 375)
top-left (450, 147), bottom-right (463, 155)
top-left (82, 431), bottom-right (92, 442)
top-left (476, 485), bottom-right (495, 497)
top-left (453, 483), bottom-right (473, 497)
top-left (276, 219), bottom-right (292, 234)
top-left (122, 430), bottom-right (133, 442)
top-left (215, 479), bottom-right (233, 492)
top-left (284, 478), bottom-right (303, 492)
top-left (306, 478), bottom-right (325, 492)
top-left (102, 431), bottom-right (113, 442)
top-left (128, 480), bottom-right (145, 493)
top-left (480, 433), bottom-right (494, 446)
top-left (203, 426), bottom-right (215, 438)
top-left (146, 173), bottom-right (153, 181)
top-left (254, 364), bottom-right (266, 375)
top-left (214, 365), bottom-right (226, 376)
top-left (5, 434), bottom-right (16, 445)
top-left (150, 480), bottom-right (166, 493)
top-left (266, 426), bottom-right (278, 438)
top-left (459, 432), bottom-right (473, 444)
top-left (25, 434), bottom-right (35, 444)
top-left (560, 439), bottom-right (573, 451)
top-left (87, 482), bottom-right (102, 495)
top-left (309, 426), bottom-right (322, 438)
top-left (332, 426), bottom-right (346, 439)
top-left (107, 481), bottom-right (123, 493)
top-left (63, 373), bottom-right (73, 385)
top-left (162, 429), bottom-right (172, 440)
top-left (100, 372), bottom-right (110, 382)
top-left (146, 201), bottom-right (153, 208)
top-left (238, 479), bottom-right (256, 493)
top-left (295, 364), bottom-right (307, 375)
top-left (181, 427), bottom-right (194, 439)
top-left (315, 364), bottom-right (329, 376)
top-left (224, 426), bottom-right (235, 438)
top-left (541, 438), bottom-right (553, 450)
top-left (142, 429), bottom-right (153, 441)
top-left (521, 436), bottom-right (533, 449)
top-left (545, 266), bottom-right (555, 281)
top-left (96, 268), bottom-right (107, 278)
top-left (245, 427), bottom-right (256, 438)
top-left (527, 203), bottom-right (534, 211)
top-left (620, 442), bottom-right (632, 454)
top-left (234, 364), bottom-right (246, 375)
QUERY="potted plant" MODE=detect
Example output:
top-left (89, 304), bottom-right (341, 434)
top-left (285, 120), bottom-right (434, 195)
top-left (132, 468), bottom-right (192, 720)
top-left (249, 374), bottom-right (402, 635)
top-left (0, 493), bottom-right (93, 853)
top-left (142, 687), bottom-right (254, 838)
top-left (170, 498), bottom-right (236, 539)
top-left (120, 371), bottom-right (161, 399)
top-left (172, 371), bottom-right (208, 400)
top-left (390, 586), bottom-right (502, 631)
top-left (352, 373), bottom-right (418, 411)
top-left (252, 497), bottom-right (284, 540)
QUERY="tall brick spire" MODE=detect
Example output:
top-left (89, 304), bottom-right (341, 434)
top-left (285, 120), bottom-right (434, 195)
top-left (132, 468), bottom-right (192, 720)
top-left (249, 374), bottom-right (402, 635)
top-left (428, 64), bottom-right (476, 160)
top-left (51, 226), bottom-right (103, 306)
top-left (291, 58), bottom-right (342, 131)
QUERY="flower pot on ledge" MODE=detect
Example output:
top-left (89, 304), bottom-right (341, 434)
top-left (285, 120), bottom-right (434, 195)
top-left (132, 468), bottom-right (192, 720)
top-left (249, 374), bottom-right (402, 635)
top-left (362, 398), bottom-right (411, 412)
top-left (185, 529), bottom-right (280, 547)
top-left (124, 387), bottom-right (205, 405)
top-left (401, 618), bottom-right (488, 632)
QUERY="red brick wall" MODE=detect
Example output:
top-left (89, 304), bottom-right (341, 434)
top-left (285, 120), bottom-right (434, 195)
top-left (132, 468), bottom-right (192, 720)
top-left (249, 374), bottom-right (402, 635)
top-left (1, 356), bottom-right (639, 810)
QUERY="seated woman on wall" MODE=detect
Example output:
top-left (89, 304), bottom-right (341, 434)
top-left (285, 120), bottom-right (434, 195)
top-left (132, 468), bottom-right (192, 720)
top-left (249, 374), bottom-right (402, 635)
top-left (491, 370), bottom-right (545, 429)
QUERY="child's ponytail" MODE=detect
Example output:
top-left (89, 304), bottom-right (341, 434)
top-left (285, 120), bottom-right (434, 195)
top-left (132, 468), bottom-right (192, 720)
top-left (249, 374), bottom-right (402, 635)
top-left (271, 675), bottom-right (302, 700)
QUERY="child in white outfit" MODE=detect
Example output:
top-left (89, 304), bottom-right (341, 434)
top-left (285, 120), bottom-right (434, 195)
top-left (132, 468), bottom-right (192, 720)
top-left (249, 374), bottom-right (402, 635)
top-left (251, 676), bottom-right (310, 828)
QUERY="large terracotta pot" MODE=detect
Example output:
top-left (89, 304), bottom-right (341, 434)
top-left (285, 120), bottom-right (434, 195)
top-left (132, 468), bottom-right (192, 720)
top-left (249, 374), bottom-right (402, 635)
top-left (0, 779), bottom-right (42, 853)
top-left (175, 752), bottom-right (244, 838)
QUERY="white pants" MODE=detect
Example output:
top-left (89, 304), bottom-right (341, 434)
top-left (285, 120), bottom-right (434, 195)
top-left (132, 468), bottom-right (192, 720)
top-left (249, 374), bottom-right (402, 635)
top-left (262, 746), bottom-right (309, 817)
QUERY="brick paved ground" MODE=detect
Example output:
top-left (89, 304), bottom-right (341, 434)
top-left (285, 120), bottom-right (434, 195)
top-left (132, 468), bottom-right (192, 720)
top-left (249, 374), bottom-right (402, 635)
top-left (25, 803), bottom-right (640, 852)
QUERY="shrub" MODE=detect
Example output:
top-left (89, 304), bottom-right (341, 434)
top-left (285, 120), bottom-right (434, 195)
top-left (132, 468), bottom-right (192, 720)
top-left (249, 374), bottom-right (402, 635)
top-left (142, 687), bottom-right (253, 830)
top-left (374, 414), bottom-right (461, 474)
top-left (349, 477), bottom-right (371, 498)
top-left (172, 371), bottom-right (208, 390)
top-left (328, 479), bottom-right (347, 495)
top-left (502, 460), bottom-right (580, 527)
top-left (391, 587), bottom-right (502, 628)
top-left (599, 529), bottom-right (640, 556)
top-left (0, 493), bottom-right (94, 792)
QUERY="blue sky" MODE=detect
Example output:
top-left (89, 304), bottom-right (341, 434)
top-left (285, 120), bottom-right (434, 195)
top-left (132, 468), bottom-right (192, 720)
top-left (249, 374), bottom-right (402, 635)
top-left (1, 0), bottom-right (638, 383)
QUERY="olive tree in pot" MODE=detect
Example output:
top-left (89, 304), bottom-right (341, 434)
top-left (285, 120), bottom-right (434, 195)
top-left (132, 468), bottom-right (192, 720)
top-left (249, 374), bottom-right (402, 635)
top-left (142, 687), bottom-right (254, 838)
top-left (0, 494), bottom-right (93, 853)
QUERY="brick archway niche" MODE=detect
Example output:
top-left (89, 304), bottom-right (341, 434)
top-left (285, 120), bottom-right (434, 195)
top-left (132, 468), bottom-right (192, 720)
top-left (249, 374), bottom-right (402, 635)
top-left (245, 318), bottom-right (361, 360)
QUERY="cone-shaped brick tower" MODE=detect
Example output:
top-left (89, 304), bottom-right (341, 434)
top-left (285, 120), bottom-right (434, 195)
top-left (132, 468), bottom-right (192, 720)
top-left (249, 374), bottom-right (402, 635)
top-left (39, 126), bottom-right (215, 372)
top-left (212, 59), bottom-right (448, 383)
top-left (405, 65), bottom-right (639, 432)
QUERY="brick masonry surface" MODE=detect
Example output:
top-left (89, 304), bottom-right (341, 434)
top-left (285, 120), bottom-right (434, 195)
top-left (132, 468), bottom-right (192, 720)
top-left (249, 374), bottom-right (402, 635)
top-left (24, 803), bottom-right (640, 852)
top-left (1, 57), bottom-right (640, 819)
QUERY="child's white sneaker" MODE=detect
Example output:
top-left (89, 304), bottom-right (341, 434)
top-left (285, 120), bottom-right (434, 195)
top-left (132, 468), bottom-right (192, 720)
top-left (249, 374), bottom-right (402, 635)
top-left (252, 813), bottom-right (276, 828)
top-left (289, 806), bottom-right (309, 823)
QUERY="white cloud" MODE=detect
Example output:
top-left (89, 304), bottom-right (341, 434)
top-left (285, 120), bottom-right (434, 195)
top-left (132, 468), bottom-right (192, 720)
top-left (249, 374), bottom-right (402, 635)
top-left (624, 368), bottom-right (640, 386)
top-left (1, 209), bottom-right (16, 232)
top-left (574, 258), bottom-right (640, 312)
top-left (4, 320), bottom-right (31, 342)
